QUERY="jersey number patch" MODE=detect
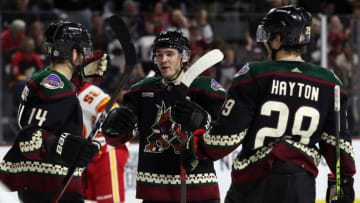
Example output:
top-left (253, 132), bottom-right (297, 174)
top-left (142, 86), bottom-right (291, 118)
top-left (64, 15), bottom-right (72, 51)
top-left (17, 104), bottom-right (48, 129)
top-left (255, 101), bottom-right (320, 149)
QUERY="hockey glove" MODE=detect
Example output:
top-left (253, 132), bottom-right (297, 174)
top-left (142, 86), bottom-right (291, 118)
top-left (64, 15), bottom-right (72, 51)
top-left (81, 50), bottom-right (108, 78)
top-left (102, 106), bottom-right (138, 137)
top-left (326, 173), bottom-right (354, 203)
top-left (172, 100), bottom-right (211, 132)
top-left (181, 129), bottom-right (207, 172)
top-left (46, 133), bottom-right (100, 168)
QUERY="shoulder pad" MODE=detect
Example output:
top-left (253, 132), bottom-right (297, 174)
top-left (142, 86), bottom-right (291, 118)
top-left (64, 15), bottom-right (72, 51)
top-left (30, 69), bottom-right (75, 100)
top-left (190, 76), bottom-right (226, 95)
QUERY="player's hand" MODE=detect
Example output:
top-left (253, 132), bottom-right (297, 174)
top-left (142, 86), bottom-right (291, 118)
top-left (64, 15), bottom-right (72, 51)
top-left (102, 106), bottom-right (138, 137)
top-left (81, 50), bottom-right (108, 78)
top-left (45, 133), bottom-right (100, 167)
top-left (326, 173), bottom-right (354, 203)
top-left (172, 100), bottom-right (211, 132)
top-left (181, 130), bottom-right (205, 172)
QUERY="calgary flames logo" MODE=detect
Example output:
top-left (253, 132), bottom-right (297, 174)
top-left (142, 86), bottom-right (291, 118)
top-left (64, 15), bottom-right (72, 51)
top-left (144, 102), bottom-right (185, 154)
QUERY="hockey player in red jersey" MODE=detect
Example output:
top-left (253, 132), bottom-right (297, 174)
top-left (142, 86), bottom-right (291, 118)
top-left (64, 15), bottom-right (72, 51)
top-left (102, 31), bottom-right (227, 202)
top-left (171, 5), bottom-right (356, 203)
top-left (77, 82), bottom-right (129, 203)
top-left (0, 21), bottom-right (108, 202)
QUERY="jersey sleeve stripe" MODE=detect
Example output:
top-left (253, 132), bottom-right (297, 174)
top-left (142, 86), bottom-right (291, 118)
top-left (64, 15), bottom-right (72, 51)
top-left (188, 88), bottom-right (227, 99)
top-left (96, 97), bottom-right (110, 114)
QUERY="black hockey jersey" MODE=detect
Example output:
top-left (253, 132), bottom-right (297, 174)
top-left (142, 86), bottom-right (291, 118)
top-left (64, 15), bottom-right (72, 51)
top-left (197, 60), bottom-right (356, 184)
top-left (105, 76), bottom-right (226, 201)
top-left (0, 69), bottom-right (84, 194)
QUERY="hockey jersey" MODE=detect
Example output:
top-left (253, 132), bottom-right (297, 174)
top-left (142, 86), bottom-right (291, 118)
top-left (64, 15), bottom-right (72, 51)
top-left (197, 60), bottom-right (356, 184)
top-left (0, 69), bottom-right (84, 194)
top-left (77, 83), bottom-right (129, 203)
top-left (105, 76), bottom-right (227, 201)
top-left (78, 83), bottom-right (111, 144)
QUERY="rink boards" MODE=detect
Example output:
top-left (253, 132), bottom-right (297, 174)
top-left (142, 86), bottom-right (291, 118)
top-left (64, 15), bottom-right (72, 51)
top-left (0, 139), bottom-right (359, 202)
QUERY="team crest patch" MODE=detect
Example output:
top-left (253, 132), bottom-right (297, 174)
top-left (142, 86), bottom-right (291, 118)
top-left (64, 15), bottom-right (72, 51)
top-left (210, 79), bottom-right (225, 91)
top-left (235, 64), bottom-right (250, 77)
top-left (40, 74), bottom-right (64, 89)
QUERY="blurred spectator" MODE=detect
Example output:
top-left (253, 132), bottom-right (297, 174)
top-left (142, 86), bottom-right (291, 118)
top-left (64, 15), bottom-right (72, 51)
top-left (1, 0), bottom-right (36, 29)
top-left (250, 47), bottom-right (266, 61)
top-left (198, 9), bottom-right (214, 44)
top-left (303, 17), bottom-right (321, 64)
top-left (135, 20), bottom-right (157, 75)
top-left (352, 2), bottom-right (360, 18)
top-left (189, 25), bottom-right (208, 60)
top-left (145, 0), bottom-right (171, 33)
top-left (167, 9), bottom-right (190, 39)
top-left (90, 11), bottom-right (108, 51)
top-left (29, 0), bottom-right (61, 25)
top-left (11, 37), bottom-right (43, 107)
top-left (216, 48), bottom-right (237, 90)
top-left (328, 15), bottom-right (348, 68)
top-left (1, 19), bottom-right (26, 67)
top-left (128, 63), bottom-right (145, 85)
top-left (320, 1), bottom-right (336, 15)
top-left (54, 0), bottom-right (92, 29)
top-left (188, 8), bottom-right (214, 44)
top-left (28, 21), bottom-right (48, 64)
top-left (271, 0), bottom-right (289, 8)
top-left (335, 42), bottom-right (358, 92)
top-left (121, 0), bottom-right (142, 39)
top-left (237, 31), bottom-right (255, 67)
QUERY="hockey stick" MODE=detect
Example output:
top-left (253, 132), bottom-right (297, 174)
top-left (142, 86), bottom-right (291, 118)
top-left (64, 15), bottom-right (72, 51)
top-left (178, 49), bottom-right (224, 203)
top-left (332, 85), bottom-right (341, 202)
top-left (51, 15), bottom-right (136, 203)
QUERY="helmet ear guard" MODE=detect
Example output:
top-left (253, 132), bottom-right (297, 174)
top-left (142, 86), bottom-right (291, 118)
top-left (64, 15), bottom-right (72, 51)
top-left (181, 49), bottom-right (190, 63)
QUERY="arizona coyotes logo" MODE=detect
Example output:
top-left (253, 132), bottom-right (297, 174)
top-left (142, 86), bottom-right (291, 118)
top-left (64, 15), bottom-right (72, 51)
top-left (144, 102), bottom-right (185, 154)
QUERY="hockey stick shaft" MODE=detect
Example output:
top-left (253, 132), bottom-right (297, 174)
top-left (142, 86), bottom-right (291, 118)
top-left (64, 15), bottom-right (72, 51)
top-left (179, 49), bottom-right (224, 203)
top-left (51, 15), bottom-right (136, 203)
top-left (334, 85), bottom-right (341, 198)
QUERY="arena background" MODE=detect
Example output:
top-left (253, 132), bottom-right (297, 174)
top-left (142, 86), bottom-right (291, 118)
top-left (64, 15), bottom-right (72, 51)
top-left (1, 0), bottom-right (360, 202)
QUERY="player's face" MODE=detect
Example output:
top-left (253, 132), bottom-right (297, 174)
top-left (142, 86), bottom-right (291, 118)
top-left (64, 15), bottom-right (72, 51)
top-left (154, 47), bottom-right (182, 80)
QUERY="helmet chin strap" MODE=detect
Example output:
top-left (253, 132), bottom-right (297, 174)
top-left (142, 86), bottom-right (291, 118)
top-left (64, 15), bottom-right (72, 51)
top-left (164, 66), bottom-right (184, 83)
top-left (163, 59), bottom-right (186, 83)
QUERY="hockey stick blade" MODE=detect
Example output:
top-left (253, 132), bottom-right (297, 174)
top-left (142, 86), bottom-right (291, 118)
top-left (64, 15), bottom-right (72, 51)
top-left (181, 49), bottom-right (224, 87)
top-left (51, 14), bottom-right (136, 203)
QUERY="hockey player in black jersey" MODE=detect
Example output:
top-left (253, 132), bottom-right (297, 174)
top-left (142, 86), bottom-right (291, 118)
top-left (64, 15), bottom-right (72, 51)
top-left (171, 5), bottom-right (356, 203)
top-left (102, 31), bottom-right (226, 202)
top-left (0, 21), bottom-right (108, 202)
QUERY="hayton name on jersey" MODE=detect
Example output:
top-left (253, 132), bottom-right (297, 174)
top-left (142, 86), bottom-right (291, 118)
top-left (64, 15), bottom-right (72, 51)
top-left (270, 79), bottom-right (319, 102)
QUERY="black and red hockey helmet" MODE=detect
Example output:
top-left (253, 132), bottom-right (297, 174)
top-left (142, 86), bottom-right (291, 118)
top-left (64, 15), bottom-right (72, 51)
top-left (151, 31), bottom-right (191, 63)
top-left (256, 5), bottom-right (312, 46)
top-left (45, 21), bottom-right (93, 60)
